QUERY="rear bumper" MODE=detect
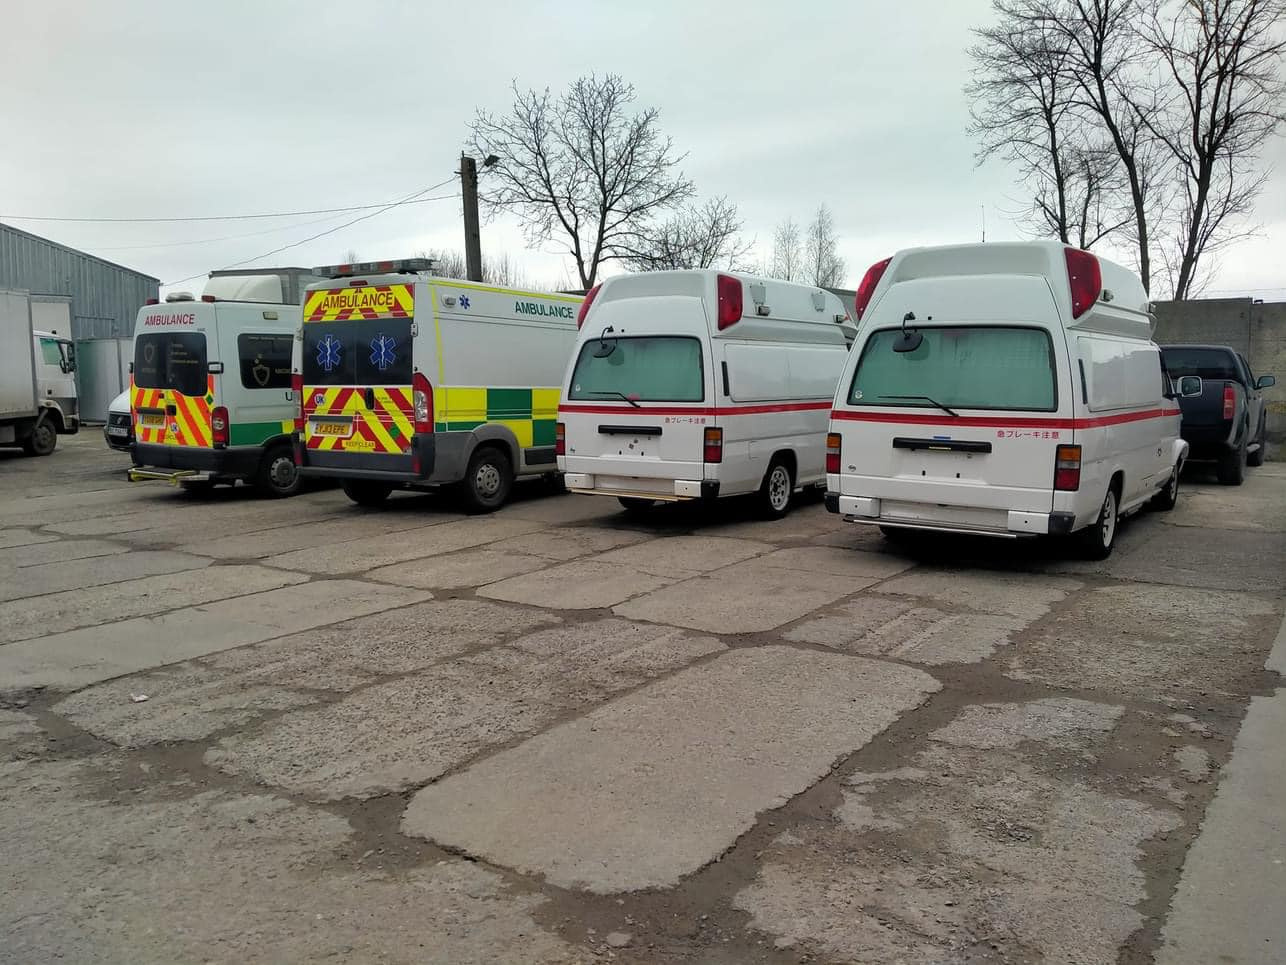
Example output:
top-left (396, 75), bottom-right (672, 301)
top-left (829, 493), bottom-right (1074, 537)
top-left (296, 432), bottom-right (438, 485)
top-left (1181, 424), bottom-right (1235, 458)
top-left (134, 443), bottom-right (260, 478)
top-left (564, 471), bottom-right (719, 501)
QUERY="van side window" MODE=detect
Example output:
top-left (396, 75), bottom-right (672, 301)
top-left (238, 334), bottom-right (293, 390)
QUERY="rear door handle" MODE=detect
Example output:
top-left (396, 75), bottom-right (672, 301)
top-left (364, 388), bottom-right (375, 408)
top-left (166, 404), bottom-right (177, 416)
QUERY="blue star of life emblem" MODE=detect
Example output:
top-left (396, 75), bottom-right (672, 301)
top-left (316, 334), bottom-right (343, 373)
top-left (459, 295), bottom-right (471, 309)
top-left (369, 333), bottom-right (398, 371)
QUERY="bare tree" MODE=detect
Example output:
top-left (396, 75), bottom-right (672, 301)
top-left (1142, 0), bottom-right (1286, 300)
top-left (416, 247), bottom-right (541, 290)
top-left (342, 248), bottom-right (361, 263)
top-left (804, 204), bottom-right (846, 288)
top-left (768, 218), bottom-right (804, 281)
top-left (416, 248), bottom-right (467, 279)
top-left (967, 4), bottom-right (1131, 246)
top-left (468, 74), bottom-right (694, 289)
top-left (617, 197), bottom-right (754, 271)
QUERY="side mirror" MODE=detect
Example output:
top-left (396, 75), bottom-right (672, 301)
top-left (1178, 375), bottom-right (1203, 398)
top-left (1256, 374), bottom-right (1275, 390)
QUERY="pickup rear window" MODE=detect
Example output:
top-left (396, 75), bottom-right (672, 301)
top-left (849, 326), bottom-right (1057, 412)
top-left (1160, 348), bottom-right (1238, 382)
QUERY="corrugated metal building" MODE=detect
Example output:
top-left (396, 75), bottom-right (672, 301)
top-left (0, 221), bottom-right (158, 339)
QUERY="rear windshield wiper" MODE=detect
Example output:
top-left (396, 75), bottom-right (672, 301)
top-left (879, 394), bottom-right (959, 417)
top-left (586, 390), bottom-right (641, 409)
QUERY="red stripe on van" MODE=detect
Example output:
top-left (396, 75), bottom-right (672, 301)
top-left (829, 408), bottom-right (1180, 429)
top-left (558, 401), bottom-right (832, 417)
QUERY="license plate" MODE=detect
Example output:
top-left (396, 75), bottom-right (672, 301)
top-left (311, 420), bottom-right (352, 438)
top-left (107, 426), bottom-right (129, 437)
top-left (140, 413), bottom-right (165, 427)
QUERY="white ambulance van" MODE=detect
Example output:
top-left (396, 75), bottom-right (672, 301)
top-left (294, 259), bottom-right (581, 512)
top-left (558, 270), bottom-right (854, 518)
top-left (826, 241), bottom-right (1195, 558)
top-left (130, 268), bottom-right (321, 496)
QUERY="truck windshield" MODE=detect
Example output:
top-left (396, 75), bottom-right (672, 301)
top-left (134, 332), bottom-right (207, 397)
top-left (849, 326), bottom-right (1057, 412)
top-left (568, 336), bottom-right (704, 403)
top-left (1160, 348), bottom-right (1238, 381)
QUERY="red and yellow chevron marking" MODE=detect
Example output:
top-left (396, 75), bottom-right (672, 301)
top-left (130, 376), bottom-right (214, 448)
top-left (302, 384), bottom-right (414, 454)
top-left (304, 284), bottom-right (414, 323)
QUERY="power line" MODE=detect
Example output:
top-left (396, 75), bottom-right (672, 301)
top-left (93, 193), bottom-right (459, 252)
top-left (1, 190), bottom-right (457, 225)
top-left (164, 178), bottom-right (459, 286)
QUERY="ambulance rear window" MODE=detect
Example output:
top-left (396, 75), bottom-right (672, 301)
top-left (849, 326), bottom-right (1057, 412)
top-left (134, 332), bottom-right (207, 397)
top-left (568, 336), bottom-right (704, 403)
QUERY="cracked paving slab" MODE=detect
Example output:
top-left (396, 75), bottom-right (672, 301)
top-left (402, 646), bottom-right (939, 893)
top-left (480, 558), bottom-right (676, 609)
top-left (0, 549), bottom-right (211, 604)
top-left (0, 755), bottom-right (573, 964)
top-left (785, 595), bottom-right (1025, 665)
top-left (0, 537), bottom-right (126, 570)
top-left (0, 580), bottom-right (431, 691)
top-left (0, 528), bottom-right (59, 550)
top-left (366, 548), bottom-right (549, 590)
top-left (1008, 583), bottom-right (1280, 698)
top-left (931, 697), bottom-right (1126, 750)
top-left (735, 697), bottom-right (1179, 964)
top-left (55, 600), bottom-right (558, 748)
top-left (0, 564), bottom-right (309, 645)
top-left (206, 617), bottom-right (725, 800)
top-left (262, 515), bottom-right (544, 574)
top-left (873, 568), bottom-right (1083, 622)
top-left (589, 534), bottom-right (774, 578)
top-left (485, 524), bottom-right (652, 561)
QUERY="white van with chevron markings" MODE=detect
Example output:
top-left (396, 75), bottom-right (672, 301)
top-left (294, 259), bottom-right (581, 512)
top-left (558, 270), bottom-right (853, 518)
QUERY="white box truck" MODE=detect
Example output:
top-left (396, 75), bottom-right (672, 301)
top-left (1, 288), bottom-right (80, 456)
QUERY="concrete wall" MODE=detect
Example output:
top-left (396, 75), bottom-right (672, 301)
top-left (1153, 298), bottom-right (1286, 451)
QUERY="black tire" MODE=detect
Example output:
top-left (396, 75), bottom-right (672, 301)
top-left (22, 415), bottom-right (57, 457)
top-left (1216, 432), bottom-right (1247, 485)
top-left (459, 445), bottom-right (513, 513)
top-left (879, 525), bottom-right (921, 543)
top-left (1247, 420), bottom-right (1267, 468)
top-left (342, 479), bottom-right (393, 507)
top-left (618, 496), bottom-right (658, 516)
top-left (758, 459), bottom-right (794, 519)
top-left (1150, 463), bottom-right (1180, 511)
top-left (1075, 486), bottom-right (1119, 560)
top-left (255, 445), bottom-right (302, 499)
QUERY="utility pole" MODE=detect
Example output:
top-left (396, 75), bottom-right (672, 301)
top-left (460, 154), bottom-right (483, 282)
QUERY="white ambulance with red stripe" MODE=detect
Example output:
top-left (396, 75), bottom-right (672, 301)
top-left (557, 270), bottom-right (853, 517)
top-left (825, 241), bottom-right (1195, 558)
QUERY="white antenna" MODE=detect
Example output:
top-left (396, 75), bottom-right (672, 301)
top-left (981, 204), bottom-right (986, 243)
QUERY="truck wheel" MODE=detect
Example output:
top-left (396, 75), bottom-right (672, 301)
top-left (341, 480), bottom-right (392, 507)
top-left (1247, 421), bottom-right (1267, 467)
top-left (1216, 433), bottom-right (1247, 485)
top-left (22, 416), bottom-right (57, 457)
top-left (758, 459), bottom-right (794, 519)
top-left (256, 445), bottom-right (302, 499)
top-left (459, 446), bottom-right (513, 514)
top-left (1076, 486), bottom-right (1118, 560)
top-left (1150, 463), bottom-right (1180, 511)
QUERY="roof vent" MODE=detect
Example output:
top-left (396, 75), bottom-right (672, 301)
top-left (165, 292), bottom-right (195, 302)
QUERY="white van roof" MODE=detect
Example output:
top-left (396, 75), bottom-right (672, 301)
top-left (594, 269), bottom-right (855, 343)
top-left (859, 241), bottom-right (1151, 337)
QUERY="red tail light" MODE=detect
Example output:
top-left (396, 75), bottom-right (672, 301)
top-left (555, 422), bottom-right (566, 456)
top-left (201, 294), bottom-right (217, 303)
top-left (1064, 247), bottom-right (1102, 319)
top-left (144, 298), bottom-right (159, 306)
top-left (716, 274), bottom-right (742, 330)
top-left (412, 372), bottom-right (434, 434)
top-left (1222, 384), bottom-right (1236, 419)
top-left (291, 373), bottom-right (304, 432)
top-left (703, 426), bottom-right (723, 463)
top-left (211, 406), bottom-right (229, 447)
top-left (577, 284), bottom-right (601, 329)
top-left (854, 257), bottom-right (892, 321)
top-left (826, 432), bottom-right (842, 474)
top-left (1054, 444), bottom-right (1082, 491)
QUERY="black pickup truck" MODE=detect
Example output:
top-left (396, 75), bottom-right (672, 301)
top-left (1160, 344), bottom-right (1275, 485)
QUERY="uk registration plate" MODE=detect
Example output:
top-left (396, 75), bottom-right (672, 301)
top-left (139, 413), bottom-right (165, 427)
top-left (311, 420), bottom-right (352, 438)
top-left (107, 426), bottom-right (129, 437)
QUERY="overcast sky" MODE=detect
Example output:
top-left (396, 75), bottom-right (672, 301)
top-left (4, 0), bottom-right (1283, 299)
